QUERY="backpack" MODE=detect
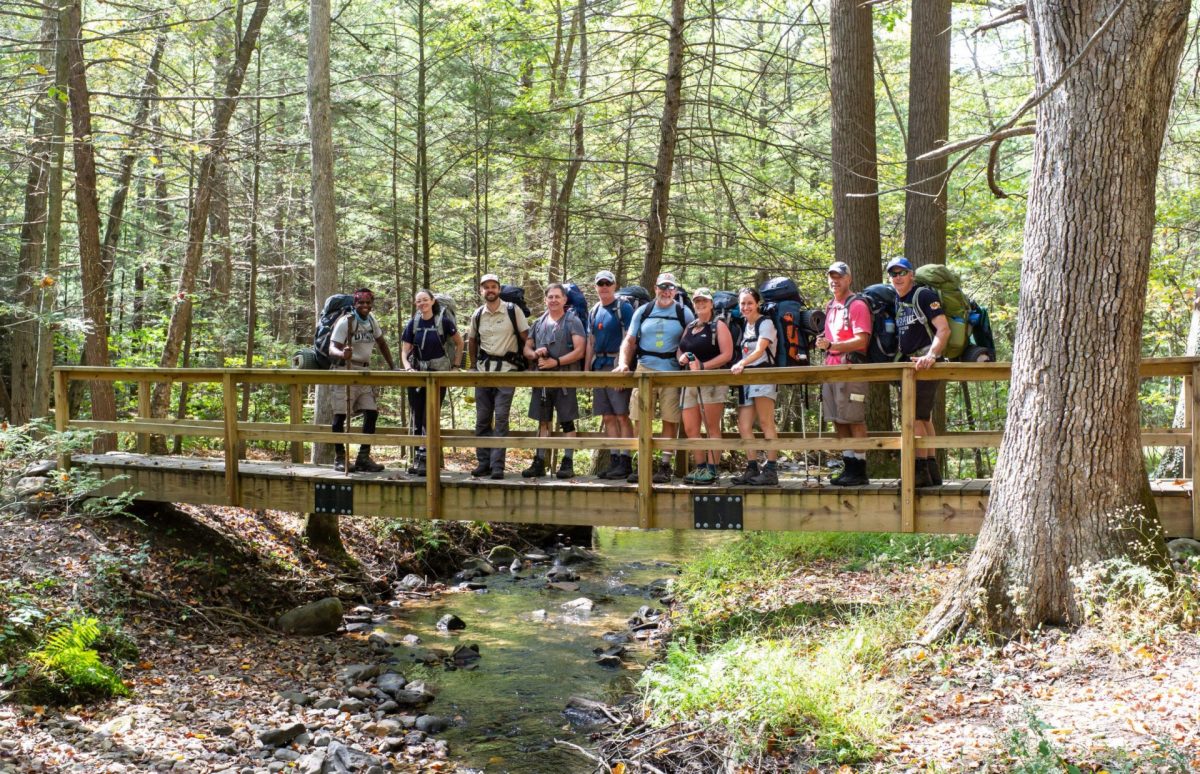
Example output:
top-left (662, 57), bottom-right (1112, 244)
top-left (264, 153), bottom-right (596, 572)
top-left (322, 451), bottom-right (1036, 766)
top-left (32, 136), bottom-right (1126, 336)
top-left (588, 298), bottom-right (632, 344)
top-left (617, 285), bottom-right (651, 311)
top-left (912, 264), bottom-right (970, 359)
top-left (968, 300), bottom-right (996, 355)
top-left (839, 283), bottom-right (898, 364)
top-left (410, 294), bottom-right (458, 370)
top-left (632, 301), bottom-right (689, 360)
top-left (759, 277), bottom-right (804, 305)
top-left (712, 291), bottom-right (746, 361)
top-left (561, 282), bottom-right (590, 332)
top-left (673, 286), bottom-right (696, 313)
top-left (469, 302), bottom-right (527, 371)
top-left (758, 300), bottom-right (820, 367)
top-left (500, 284), bottom-right (532, 318)
top-left (313, 293), bottom-right (354, 369)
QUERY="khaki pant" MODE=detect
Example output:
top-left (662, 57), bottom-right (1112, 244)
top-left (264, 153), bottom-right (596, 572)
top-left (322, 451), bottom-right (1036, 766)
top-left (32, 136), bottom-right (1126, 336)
top-left (330, 365), bottom-right (378, 413)
top-left (629, 363), bottom-right (682, 424)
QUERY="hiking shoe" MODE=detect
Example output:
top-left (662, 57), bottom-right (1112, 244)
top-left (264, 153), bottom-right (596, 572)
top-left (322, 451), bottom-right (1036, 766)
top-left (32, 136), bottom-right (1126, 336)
top-left (834, 458), bottom-right (869, 486)
top-left (355, 454), bottom-right (384, 473)
top-left (471, 462), bottom-right (490, 477)
top-left (652, 461), bottom-right (672, 484)
top-left (600, 458), bottom-right (625, 480)
top-left (688, 466), bottom-right (717, 486)
top-left (626, 465), bottom-right (639, 484)
top-left (914, 458), bottom-right (934, 488)
top-left (682, 466), bottom-right (702, 484)
top-left (556, 458), bottom-right (574, 480)
top-left (334, 458), bottom-right (350, 473)
top-left (408, 456), bottom-right (427, 477)
top-left (731, 461), bottom-right (758, 485)
top-left (748, 465), bottom-right (779, 486)
top-left (490, 468), bottom-right (506, 480)
top-left (928, 458), bottom-right (943, 486)
top-left (829, 458), bottom-right (850, 485)
top-left (521, 458), bottom-right (546, 478)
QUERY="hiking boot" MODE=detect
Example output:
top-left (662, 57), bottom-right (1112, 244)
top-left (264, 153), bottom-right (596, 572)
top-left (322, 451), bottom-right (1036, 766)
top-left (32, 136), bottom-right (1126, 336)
top-left (490, 467), bottom-right (506, 480)
top-left (555, 457), bottom-right (574, 480)
top-left (471, 462), bottom-right (490, 477)
top-left (927, 458), bottom-right (943, 486)
top-left (334, 448), bottom-right (350, 473)
top-left (521, 457), bottom-right (547, 478)
top-left (682, 466), bottom-right (702, 485)
top-left (829, 457), bottom-right (851, 485)
top-left (688, 465), bottom-right (717, 486)
top-left (626, 461), bottom-right (640, 484)
top-left (835, 458), bottom-right (869, 487)
top-left (748, 464), bottom-right (779, 487)
top-left (652, 461), bottom-right (672, 484)
top-left (408, 452), bottom-right (427, 477)
top-left (355, 453), bottom-right (384, 473)
top-left (600, 456), bottom-right (626, 480)
top-left (914, 458), bottom-right (934, 488)
top-left (731, 461), bottom-right (759, 485)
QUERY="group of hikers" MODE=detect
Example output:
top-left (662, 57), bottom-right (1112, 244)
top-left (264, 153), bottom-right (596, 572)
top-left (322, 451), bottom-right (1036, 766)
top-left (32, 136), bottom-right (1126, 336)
top-left (324, 256), bottom-right (952, 488)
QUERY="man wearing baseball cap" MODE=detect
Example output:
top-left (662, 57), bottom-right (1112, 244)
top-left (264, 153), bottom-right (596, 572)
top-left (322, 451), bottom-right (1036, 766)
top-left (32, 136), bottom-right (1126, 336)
top-left (887, 256), bottom-right (950, 487)
top-left (614, 272), bottom-right (694, 483)
top-left (466, 273), bottom-right (529, 479)
top-left (814, 261), bottom-right (871, 485)
top-left (585, 270), bottom-right (636, 479)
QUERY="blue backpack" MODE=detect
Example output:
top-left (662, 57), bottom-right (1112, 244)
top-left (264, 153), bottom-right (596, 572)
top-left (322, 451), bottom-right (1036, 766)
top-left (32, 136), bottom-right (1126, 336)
top-left (562, 282), bottom-right (590, 332)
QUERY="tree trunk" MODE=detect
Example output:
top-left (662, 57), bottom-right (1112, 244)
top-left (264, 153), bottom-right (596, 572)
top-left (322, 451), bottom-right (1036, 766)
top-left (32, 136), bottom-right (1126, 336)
top-left (903, 0), bottom-right (950, 266)
top-left (548, 0), bottom-right (588, 282)
top-left (640, 0), bottom-right (686, 289)
top-left (63, 0), bottom-right (117, 444)
top-left (10, 8), bottom-right (59, 425)
top-left (922, 0), bottom-right (1190, 642)
top-left (149, 0), bottom-right (269, 428)
top-left (306, 0), bottom-right (344, 553)
top-left (40, 5), bottom-right (69, 416)
top-left (1155, 289), bottom-right (1200, 478)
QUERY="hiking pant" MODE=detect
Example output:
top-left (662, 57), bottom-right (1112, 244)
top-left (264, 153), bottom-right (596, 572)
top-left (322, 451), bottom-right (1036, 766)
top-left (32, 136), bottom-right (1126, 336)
top-left (475, 386), bottom-right (515, 470)
top-left (408, 385), bottom-right (448, 452)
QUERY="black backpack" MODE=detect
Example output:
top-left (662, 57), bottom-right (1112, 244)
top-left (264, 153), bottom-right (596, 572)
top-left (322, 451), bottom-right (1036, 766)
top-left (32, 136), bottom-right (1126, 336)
top-left (313, 293), bottom-right (354, 369)
top-left (840, 284), bottom-right (898, 364)
top-left (617, 285), bottom-right (652, 311)
top-left (500, 284), bottom-right (532, 318)
top-left (712, 291), bottom-right (746, 362)
top-left (759, 276), bottom-right (804, 305)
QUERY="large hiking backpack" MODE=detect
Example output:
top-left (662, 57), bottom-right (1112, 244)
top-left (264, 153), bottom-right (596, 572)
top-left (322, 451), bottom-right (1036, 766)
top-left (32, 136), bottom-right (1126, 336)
top-left (617, 285), bottom-right (651, 311)
top-left (759, 277), bottom-right (804, 305)
top-left (313, 293), bottom-right (354, 369)
top-left (561, 282), bottom-right (590, 332)
top-left (913, 264), bottom-right (970, 360)
top-left (842, 284), bottom-right (898, 364)
top-left (759, 300), bottom-right (822, 367)
top-left (966, 301), bottom-right (996, 359)
top-left (411, 294), bottom-right (458, 369)
top-left (673, 286), bottom-right (696, 314)
top-left (712, 291), bottom-right (746, 361)
top-left (500, 284), bottom-right (532, 318)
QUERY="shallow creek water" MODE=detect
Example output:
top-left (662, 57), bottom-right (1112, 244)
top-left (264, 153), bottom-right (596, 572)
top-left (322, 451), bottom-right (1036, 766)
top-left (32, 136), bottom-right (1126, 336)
top-left (384, 527), bottom-right (730, 773)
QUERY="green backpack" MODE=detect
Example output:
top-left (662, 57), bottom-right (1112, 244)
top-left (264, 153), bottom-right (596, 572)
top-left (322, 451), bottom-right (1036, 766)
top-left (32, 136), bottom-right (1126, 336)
top-left (912, 264), bottom-right (970, 359)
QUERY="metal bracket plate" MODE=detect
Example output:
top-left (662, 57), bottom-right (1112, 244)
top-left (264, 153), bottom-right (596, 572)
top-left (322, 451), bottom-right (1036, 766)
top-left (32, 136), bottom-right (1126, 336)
top-left (693, 494), bottom-right (743, 531)
top-left (314, 482), bottom-right (354, 515)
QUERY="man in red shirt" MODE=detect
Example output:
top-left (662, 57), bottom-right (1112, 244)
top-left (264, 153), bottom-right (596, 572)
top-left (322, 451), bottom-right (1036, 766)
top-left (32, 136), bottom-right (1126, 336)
top-left (814, 261), bottom-right (871, 486)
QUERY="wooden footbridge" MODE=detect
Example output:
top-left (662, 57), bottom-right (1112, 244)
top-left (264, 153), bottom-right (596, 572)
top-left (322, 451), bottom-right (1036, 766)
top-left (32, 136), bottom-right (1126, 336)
top-left (54, 359), bottom-right (1200, 536)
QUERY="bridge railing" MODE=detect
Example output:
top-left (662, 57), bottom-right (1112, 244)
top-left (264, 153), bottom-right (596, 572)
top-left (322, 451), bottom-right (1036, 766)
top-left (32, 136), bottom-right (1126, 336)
top-left (53, 358), bottom-right (1200, 532)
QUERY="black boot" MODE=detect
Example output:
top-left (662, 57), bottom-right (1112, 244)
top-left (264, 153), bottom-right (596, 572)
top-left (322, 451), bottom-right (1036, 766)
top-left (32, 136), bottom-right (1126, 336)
top-left (829, 456), bottom-right (852, 485)
top-left (836, 457), bottom-right (869, 487)
top-left (355, 448), bottom-right (384, 473)
top-left (471, 460), bottom-right (490, 477)
top-left (408, 450), bottom-right (427, 477)
top-left (731, 460), bottom-right (759, 485)
top-left (556, 456), bottom-right (575, 480)
top-left (600, 455), bottom-right (624, 480)
top-left (927, 457), bottom-right (943, 486)
top-left (334, 446), bottom-right (350, 473)
top-left (914, 458), bottom-right (934, 488)
top-left (522, 456), bottom-right (547, 478)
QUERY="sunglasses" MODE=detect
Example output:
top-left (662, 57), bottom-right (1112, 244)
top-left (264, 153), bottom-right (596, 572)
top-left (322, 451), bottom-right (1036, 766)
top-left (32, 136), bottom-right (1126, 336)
top-left (657, 284), bottom-right (676, 291)
top-left (888, 269), bottom-right (910, 277)
top-left (596, 280), bottom-right (614, 287)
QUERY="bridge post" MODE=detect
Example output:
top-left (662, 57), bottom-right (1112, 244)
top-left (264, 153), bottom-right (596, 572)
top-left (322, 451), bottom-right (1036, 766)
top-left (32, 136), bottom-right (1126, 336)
top-left (222, 373), bottom-right (241, 506)
top-left (900, 367), bottom-right (916, 533)
top-left (1191, 364), bottom-right (1200, 538)
top-left (425, 373), bottom-right (442, 521)
top-left (54, 370), bottom-right (70, 472)
top-left (637, 372), bottom-right (655, 530)
top-left (289, 384), bottom-right (304, 463)
top-left (137, 380), bottom-right (151, 454)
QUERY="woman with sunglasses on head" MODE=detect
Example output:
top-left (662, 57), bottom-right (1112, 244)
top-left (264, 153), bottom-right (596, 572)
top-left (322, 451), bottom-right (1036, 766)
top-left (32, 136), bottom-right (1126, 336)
top-left (675, 288), bottom-right (734, 485)
top-left (729, 287), bottom-right (781, 486)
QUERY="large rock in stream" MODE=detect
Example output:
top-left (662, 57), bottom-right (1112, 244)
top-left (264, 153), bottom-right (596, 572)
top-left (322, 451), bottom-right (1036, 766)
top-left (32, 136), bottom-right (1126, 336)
top-left (276, 597), bottom-right (344, 636)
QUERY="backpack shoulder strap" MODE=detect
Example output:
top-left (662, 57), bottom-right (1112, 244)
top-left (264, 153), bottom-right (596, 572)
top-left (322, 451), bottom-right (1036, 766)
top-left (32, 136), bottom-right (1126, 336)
top-left (675, 302), bottom-right (686, 328)
top-left (506, 302), bottom-right (520, 343)
top-left (470, 306), bottom-right (483, 339)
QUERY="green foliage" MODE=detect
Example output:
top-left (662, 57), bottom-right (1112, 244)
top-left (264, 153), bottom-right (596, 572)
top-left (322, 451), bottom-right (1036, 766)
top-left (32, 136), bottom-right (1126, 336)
top-left (999, 708), bottom-right (1192, 773)
top-left (27, 618), bottom-right (130, 702)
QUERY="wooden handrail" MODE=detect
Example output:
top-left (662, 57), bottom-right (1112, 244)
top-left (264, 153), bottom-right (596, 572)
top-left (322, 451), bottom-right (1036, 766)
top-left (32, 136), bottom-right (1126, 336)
top-left (54, 359), bottom-right (1200, 528)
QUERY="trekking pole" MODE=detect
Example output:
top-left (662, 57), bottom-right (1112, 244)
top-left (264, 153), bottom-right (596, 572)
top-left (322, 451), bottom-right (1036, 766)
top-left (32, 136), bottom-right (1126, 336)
top-left (816, 384), bottom-right (824, 486)
top-left (344, 314), bottom-right (355, 477)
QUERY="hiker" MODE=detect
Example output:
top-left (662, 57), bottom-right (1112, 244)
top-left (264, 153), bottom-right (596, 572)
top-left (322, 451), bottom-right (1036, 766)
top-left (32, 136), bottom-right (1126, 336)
top-left (521, 283), bottom-right (587, 479)
top-left (614, 272), bottom-right (695, 483)
top-left (676, 288), bottom-right (734, 485)
top-left (400, 288), bottom-right (464, 477)
top-left (328, 288), bottom-right (398, 473)
top-left (466, 274), bottom-right (530, 479)
top-left (585, 270), bottom-right (636, 480)
top-left (887, 256), bottom-right (951, 487)
top-left (729, 287), bottom-right (781, 486)
top-left (815, 261), bottom-right (872, 486)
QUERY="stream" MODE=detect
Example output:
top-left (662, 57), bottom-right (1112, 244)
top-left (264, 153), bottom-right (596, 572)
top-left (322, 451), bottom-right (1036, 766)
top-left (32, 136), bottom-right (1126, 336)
top-left (385, 527), bottom-right (729, 773)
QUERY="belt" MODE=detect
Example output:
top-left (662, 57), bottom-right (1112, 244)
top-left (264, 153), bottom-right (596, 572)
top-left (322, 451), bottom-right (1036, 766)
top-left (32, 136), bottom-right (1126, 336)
top-left (349, 360), bottom-right (371, 367)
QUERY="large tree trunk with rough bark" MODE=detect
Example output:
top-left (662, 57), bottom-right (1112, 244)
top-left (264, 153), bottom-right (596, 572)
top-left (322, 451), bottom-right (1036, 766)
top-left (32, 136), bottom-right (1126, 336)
top-left (63, 0), bottom-right (117, 443)
top-left (903, 0), bottom-right (950, 267)
top-left (921, 0), bottom-right (1190, 642)
top-left (640, 0), bottom-right (685, 289)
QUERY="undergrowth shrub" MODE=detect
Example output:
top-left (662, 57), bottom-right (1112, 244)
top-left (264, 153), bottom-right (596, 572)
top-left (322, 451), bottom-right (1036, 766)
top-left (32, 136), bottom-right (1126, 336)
top-left (25, 618), bottom-right (130, 703)
top-left (1069, 556), bottom-right (1200, 649)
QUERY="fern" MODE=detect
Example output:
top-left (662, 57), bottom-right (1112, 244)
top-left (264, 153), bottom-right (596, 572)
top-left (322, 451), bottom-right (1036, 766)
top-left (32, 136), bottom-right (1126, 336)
top-left (30, 618), bottom-right (128, 699)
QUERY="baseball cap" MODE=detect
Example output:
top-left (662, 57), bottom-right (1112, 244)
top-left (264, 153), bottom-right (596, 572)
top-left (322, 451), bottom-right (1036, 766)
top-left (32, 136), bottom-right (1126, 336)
top-left (655, 272), bottom-right (678, 289)
top-left (691, 287), bottom-right (713, 300)
top-left (479, 273), bottom-right (500, 286)
top-left (827, 261), bottom-right (850, 277)
top-left (594, 270), bottom-right (616, 284)
top-left (885, 257), bottom-right (914, 273)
